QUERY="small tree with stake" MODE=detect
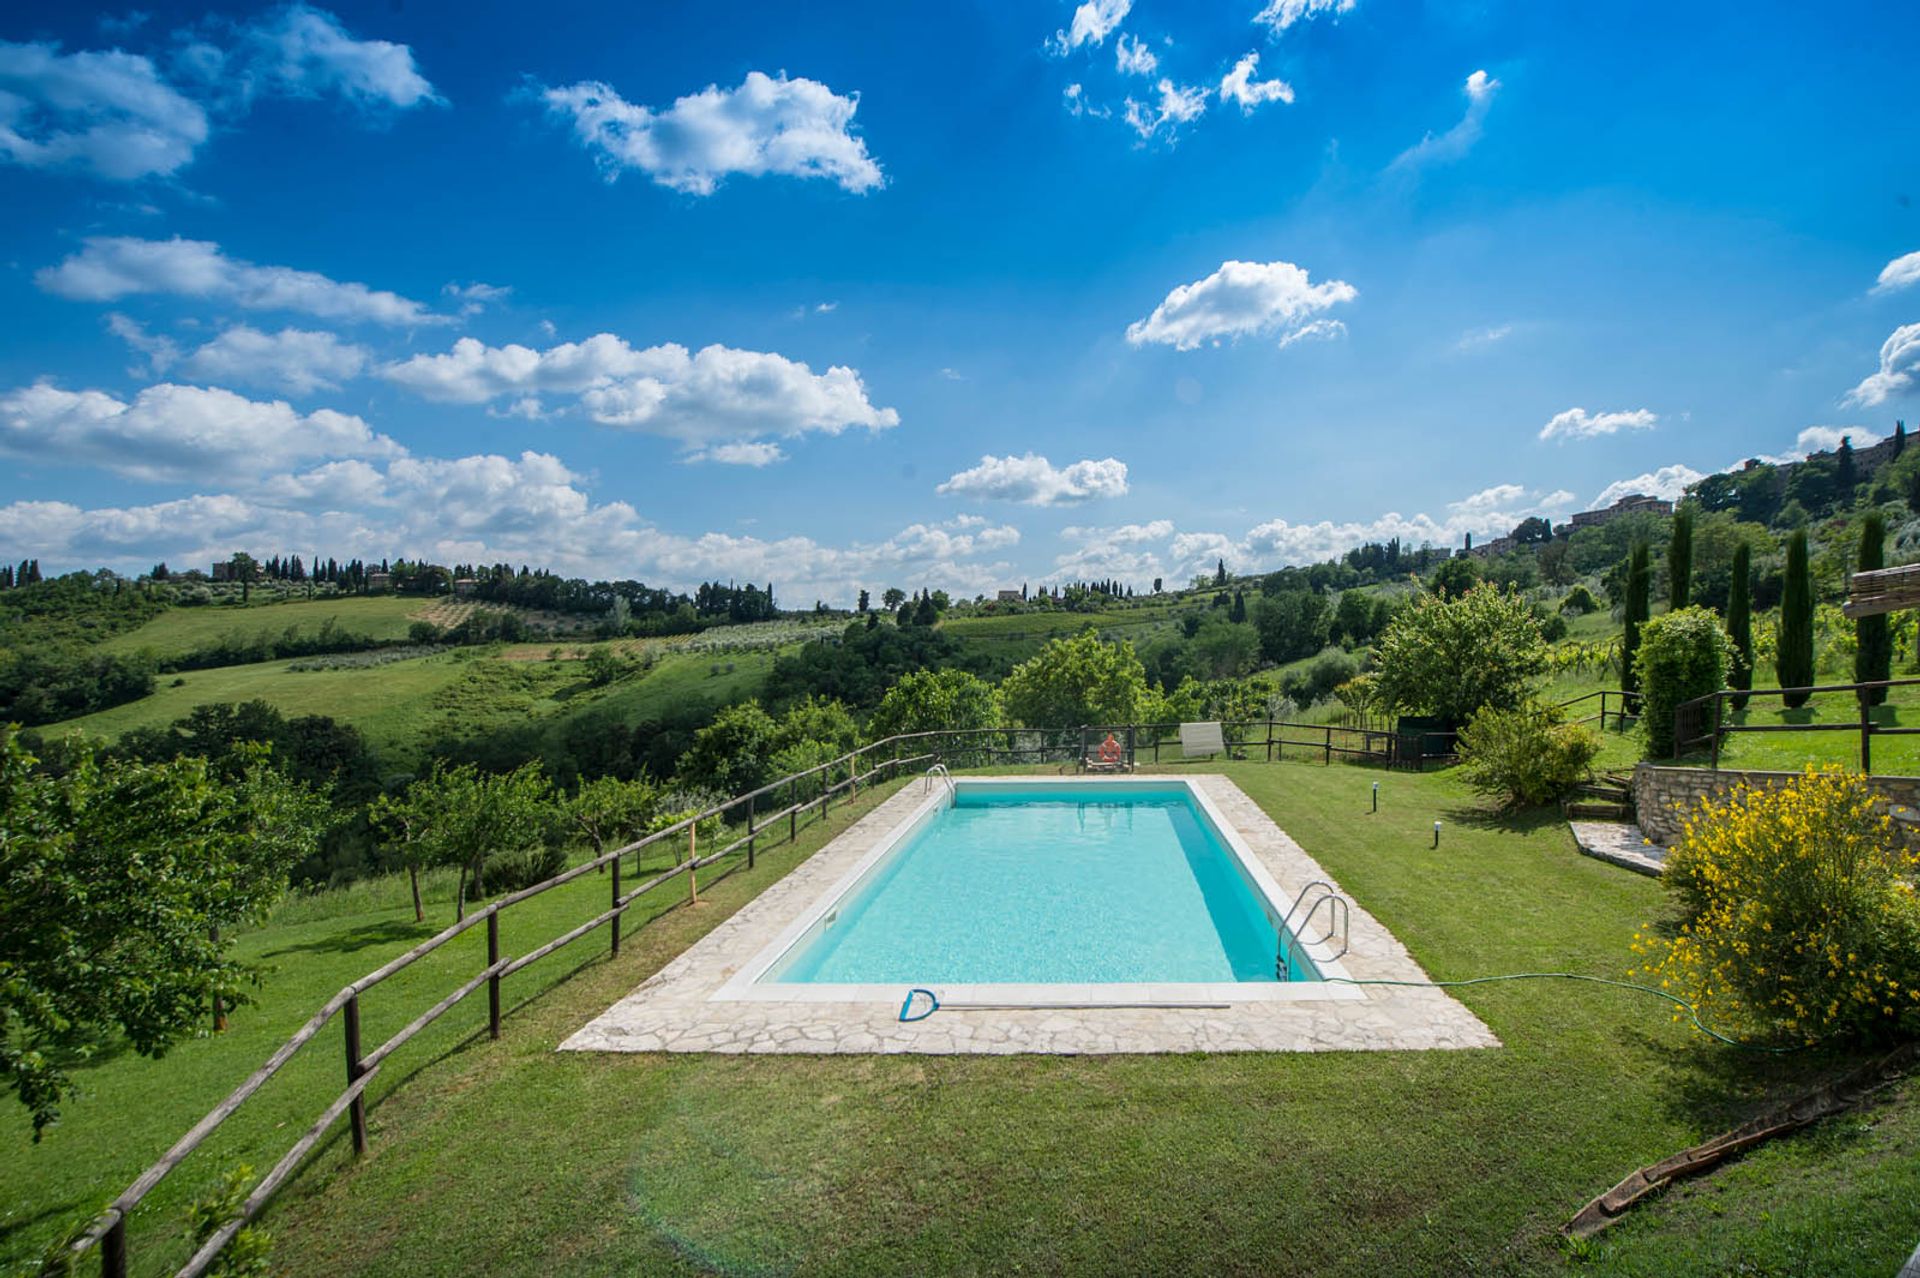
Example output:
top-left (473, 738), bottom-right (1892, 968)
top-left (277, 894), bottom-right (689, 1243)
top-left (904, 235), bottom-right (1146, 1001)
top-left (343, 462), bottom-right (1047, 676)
top-left (1727, 542), bottom-right (1753, 711)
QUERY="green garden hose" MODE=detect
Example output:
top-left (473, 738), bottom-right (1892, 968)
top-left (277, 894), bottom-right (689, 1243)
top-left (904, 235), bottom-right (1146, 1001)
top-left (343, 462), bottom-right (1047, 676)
top-left (1323, 972), bottom-right (1802, 1053)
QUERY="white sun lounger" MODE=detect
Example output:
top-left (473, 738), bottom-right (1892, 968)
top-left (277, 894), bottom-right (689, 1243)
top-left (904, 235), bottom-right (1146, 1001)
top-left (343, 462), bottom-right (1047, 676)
top-left (1180, 720), bottom-right (1225, 759)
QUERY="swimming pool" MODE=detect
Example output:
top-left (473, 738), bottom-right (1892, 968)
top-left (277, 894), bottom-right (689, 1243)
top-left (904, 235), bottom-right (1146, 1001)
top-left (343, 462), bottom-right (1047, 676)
top-left (718, 778), bottom-right (1352, 1005)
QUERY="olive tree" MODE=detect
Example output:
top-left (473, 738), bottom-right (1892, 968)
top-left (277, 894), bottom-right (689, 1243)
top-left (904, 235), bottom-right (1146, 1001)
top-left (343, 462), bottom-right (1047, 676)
top-left (999, 630), bottom-right (1148, 729)
top-left (1372, 585), bottom-right (1549, 725)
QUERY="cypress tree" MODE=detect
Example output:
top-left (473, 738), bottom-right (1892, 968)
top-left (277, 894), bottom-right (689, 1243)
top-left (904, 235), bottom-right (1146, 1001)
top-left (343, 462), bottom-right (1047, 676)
top-left (1896, 421), bottom-right (1908, 456)
top-left (1836, 436), bottom-right (1858, 502)
top-left (1855, 511), bottom-right (1891, 706)
top-left (1667, 506), bottom-right (1694, 609)
top-left (1230, 589), bottom-right (1247, 623)
top-left (1727, 542), bottom-right (1753, 711)
top-left (1621, 541), bottom-right (1651, 694)
top-left (1777, 528), bottom-right (1815, 708)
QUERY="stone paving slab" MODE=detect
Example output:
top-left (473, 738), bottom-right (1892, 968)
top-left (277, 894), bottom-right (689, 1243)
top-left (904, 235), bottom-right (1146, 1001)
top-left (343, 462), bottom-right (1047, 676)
top-left (561, 775), bottom-right (1499, 1056)
top-left (1568, 821), bottom-right (1667, 877)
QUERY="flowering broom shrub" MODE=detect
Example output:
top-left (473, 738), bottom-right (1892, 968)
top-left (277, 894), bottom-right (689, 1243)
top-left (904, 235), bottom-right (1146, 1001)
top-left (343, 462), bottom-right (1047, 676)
top-left (1632, 765), bottom-right (1920, 1045)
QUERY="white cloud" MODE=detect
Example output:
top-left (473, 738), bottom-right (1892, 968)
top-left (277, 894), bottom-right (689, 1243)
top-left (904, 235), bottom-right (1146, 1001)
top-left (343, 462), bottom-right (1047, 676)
top-left (0, 40), bottom-right (208, 180)
top-left (1539, 406), bottom-right (1658, 441)
top-left (538, 71), bottom-right (882, 196)
top-left (1123, 79), bottom-right (1207, 141)
top-left (1276, 318), bottom-right (1346, 348)
top-left (1060, 519), bottom-right (1173, 545)
top-left (1253, 0), bottom-right (1355, 34)
top-left (1390, 69), bottom-right (1499, 172)
top-left (1588, 464), bottom-right (1704, 509)
top-left (1455, 323), bottom-right (1513, 351)
top-left (1062, 82), bottom-right (1110, 119)
top-left (381, 334), bottom-right (898, 454)
top-left (1451, 482), bottom-right (1527, 512)
top-left (105, 312), bottom-right (180, 376)
top-left (1757, 425), bottom-right (1881, 465)
top-left (1218, 52), bottom-right (1293, 113)
top-left (1115, 34), bottom-right (1158, 76)
top-left (1126, 259), bottom-right (1357, 350)
top-left (39, 236), bottom-right (448, 326)
top-left (0, 380), bottom-right (402, 483)
top-left (692, 441), bottom-right (785, 467)
top-left (233, 3), bottom-right (441, 110)
top-left (938, 454), bottom-right (1130, 507)
top-left (1871, 251), bottom-right (1920, 295)
top-left (182, 325), bottom-right (370, 394)
top-left (1844, 323), bottom-right (1920, 407)
top-left (443, 281), bottom-right (511, 316)
top-left (1049, 0), bottom-right (1132, 55)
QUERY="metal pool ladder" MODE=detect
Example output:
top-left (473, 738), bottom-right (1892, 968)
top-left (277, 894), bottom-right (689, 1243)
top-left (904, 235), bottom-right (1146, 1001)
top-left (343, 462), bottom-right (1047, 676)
top-left (1276, 880), bottom-right (1350, 979)
top-left (923, 763), bottom-right (956, 806)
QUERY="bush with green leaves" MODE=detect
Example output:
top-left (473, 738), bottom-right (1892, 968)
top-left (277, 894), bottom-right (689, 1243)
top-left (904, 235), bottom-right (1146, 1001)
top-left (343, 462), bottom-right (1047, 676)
top-left (1456, 702), bottom-right (1601, 810)
top-left (1372, 585), bottom-right (1548, 725)
top-left (866, 668), bottom-right (999, 740)
top-left (1560, 584), bottom-right (1599, 615)
top-left (1634, 606), bottom-right (1732, 757)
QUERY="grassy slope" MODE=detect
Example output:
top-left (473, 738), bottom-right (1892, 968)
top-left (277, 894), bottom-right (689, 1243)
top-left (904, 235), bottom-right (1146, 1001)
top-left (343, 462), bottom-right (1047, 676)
top-left (7, 764), bottom-right (1911, 1276)
top-left (97, 596), bottom-right (433, 658)
top-left (47, 647), bottom-right (777, 768)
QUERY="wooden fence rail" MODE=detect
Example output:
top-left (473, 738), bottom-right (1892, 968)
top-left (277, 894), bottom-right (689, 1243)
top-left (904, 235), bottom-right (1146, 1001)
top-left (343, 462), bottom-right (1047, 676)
top-left (1674, 678), bottom-right (1920, 773)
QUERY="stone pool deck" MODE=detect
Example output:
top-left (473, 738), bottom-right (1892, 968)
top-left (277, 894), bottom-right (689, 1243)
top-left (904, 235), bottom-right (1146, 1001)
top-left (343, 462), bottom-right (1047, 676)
top-left (561, 775), bottom-right (1498, 1056)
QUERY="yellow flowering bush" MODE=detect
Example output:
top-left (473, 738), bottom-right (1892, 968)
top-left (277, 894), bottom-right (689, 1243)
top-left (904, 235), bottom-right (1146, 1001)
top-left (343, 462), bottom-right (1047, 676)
top-left (1632, 765), bottom-right (1920, 1045)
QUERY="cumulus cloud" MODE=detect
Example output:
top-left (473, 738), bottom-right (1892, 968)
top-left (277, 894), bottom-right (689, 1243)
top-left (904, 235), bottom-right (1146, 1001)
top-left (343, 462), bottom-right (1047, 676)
top-left (937, 454), bottom-right (1130, 506)
top-left (381, 334), bottom-right (898, 454)
top-left (1872, 251), bottom-right (1920, 295)
top-left (0, 380), bottom-right (403, 483)
top-left (0, 40), bottom-right (208, 180)
top-left (1390, 69), bottom-right (1499, 172)
top-left (1589, 464), bottom-right (1704, 509)
top-left (1218, 52), bottom-right (1293, 113)
top-left (39, 236), bottom-right (448, 326)
top-left (443, 281), bottom-right (511, 316)
top-left (1757, 425), bottom-right (1881, 465)
top-left (182, 325), bottom-right (370, 394)
top-left (692, 441), bottom-right (786, 467)
top-left (1252, 0), bottom-right (1356, 34)
top-left (1049, 0), bottom-right (1132, 54)
top-left (1538, 406), bottom-right (1658, 441)
top-left (1126, 259), bottom-right (1357, 350)
top-left (1115, 34), bottom-right (1158, 76)
top-left (226, 3), bottom-right (441, 110)
top-left (1123, 79), bottom-right (1207, 141)
top-left (1844, 323), bottom-right (1920, 407)
top-left (537, 71), bottom-right (882, 196)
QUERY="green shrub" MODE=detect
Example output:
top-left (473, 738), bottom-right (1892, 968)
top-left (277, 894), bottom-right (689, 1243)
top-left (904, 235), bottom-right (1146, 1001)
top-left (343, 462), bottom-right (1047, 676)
top-left (1456, 702), bottom-right (1601, 810)
top-left (1634, 606), bottom-right (1731, 757)
top-left (1373, 585), bottom-right (1548, 725)
top-left (1634, 765), bottom-right (1920, 1045)
top-left (1560, 584), bottom-right (1599, 615)
top-left (468, 843), bottom-right (567, 900)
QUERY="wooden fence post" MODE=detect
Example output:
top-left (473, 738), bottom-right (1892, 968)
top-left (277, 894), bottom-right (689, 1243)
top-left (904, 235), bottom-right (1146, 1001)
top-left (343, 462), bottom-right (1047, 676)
top-left (1324, 725), bottom-right (1332, 766)
top-left (747, 798), bottom-right (756, 870)
top-left (688, 823), bottom-right (699, 904)
top-left (610, 851), bottom-right (621, 957)
top-left (103, 1215), bottom-right (127, 1278)
top-left (486, 912), bottom-right (501, 1040)
top-left (1861, 697), bottom-right (1873, 773)
top-left (343, 993), bottom-right (367, 1156)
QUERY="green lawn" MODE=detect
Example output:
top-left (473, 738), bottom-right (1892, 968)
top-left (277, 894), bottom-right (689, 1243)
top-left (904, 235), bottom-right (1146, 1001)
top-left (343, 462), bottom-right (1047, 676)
top-left (6, 762), bottom-right (1912, 1276)
top-left (98, 595), bottom-right (434, 658)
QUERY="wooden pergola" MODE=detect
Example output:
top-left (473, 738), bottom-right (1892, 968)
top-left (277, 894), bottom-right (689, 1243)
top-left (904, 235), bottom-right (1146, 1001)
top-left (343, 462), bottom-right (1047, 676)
top-left (1842, 563), bottom-right (1920, 618)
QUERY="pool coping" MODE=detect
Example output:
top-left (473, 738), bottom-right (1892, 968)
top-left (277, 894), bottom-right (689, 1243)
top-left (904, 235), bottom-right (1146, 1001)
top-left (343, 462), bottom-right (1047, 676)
top-left (709, 775), bottom-right (1365, 1005)
top-left (561, 773), bottom-right (1500, 1056)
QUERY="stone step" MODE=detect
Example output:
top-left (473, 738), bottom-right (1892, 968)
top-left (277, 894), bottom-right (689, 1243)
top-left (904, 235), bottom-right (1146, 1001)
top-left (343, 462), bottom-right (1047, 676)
top-left (1565, 801), bottom-right (1633, 820)
top-left (1574, 780), bottom-right (1632, 799)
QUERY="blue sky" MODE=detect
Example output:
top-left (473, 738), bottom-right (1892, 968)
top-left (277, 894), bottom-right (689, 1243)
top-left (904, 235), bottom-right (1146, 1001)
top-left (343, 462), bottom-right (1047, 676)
top-left (1, 0), bottom-right (1916, 603)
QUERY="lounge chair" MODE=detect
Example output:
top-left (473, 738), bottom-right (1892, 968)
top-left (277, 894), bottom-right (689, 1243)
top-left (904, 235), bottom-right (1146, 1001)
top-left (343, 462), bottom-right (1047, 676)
top-left (1179, 720), bottom-right (1225, 760)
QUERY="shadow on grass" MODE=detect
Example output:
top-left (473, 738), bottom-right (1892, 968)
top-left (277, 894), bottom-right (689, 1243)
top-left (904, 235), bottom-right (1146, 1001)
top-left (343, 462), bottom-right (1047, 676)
top-left (263, 919), bottom-right (431, 959)
top-left (1617, 1024), bottom-right (1882, 1132)
top-left (1438, 801), bottom-right (1568, 836)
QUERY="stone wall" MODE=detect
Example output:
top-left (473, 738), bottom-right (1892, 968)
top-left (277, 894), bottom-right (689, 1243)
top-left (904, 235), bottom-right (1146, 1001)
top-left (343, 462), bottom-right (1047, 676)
top-left (1631, 764), bottom-right (1920, 844)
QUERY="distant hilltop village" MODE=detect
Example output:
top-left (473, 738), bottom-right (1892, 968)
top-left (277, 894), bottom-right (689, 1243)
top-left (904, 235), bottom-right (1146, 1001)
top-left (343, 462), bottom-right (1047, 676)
top-left (1461, 423), bottom-right (1907, 559)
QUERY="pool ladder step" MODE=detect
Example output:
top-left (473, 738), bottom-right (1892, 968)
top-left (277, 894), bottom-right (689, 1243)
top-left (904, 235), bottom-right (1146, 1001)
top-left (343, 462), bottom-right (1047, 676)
top-left (1277, 881), bottom-right (1350, 979)
top-left (923, 763), bottom-right (956, 806)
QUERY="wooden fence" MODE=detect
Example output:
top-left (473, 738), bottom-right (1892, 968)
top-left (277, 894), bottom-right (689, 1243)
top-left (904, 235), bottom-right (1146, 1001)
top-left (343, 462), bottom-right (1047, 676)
top-left (64, 709), bottom-right (1552, 1275)
top-left (1674, 678), bottom-right (1920, 772)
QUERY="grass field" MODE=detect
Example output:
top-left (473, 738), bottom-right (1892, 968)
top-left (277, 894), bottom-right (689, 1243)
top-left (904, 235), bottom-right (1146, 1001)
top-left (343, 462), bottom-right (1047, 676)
top-left (6, 761), bottom-right (1912, 1277)
top-left (48, 646), bottom-right (778, 767)
top-left (98, 596), bottom-right (436, 658)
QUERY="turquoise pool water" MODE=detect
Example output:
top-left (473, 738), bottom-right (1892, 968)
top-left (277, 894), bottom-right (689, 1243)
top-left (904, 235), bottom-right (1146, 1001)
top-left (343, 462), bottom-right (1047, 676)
top-left (765, 783), bottom-right (1320, 985)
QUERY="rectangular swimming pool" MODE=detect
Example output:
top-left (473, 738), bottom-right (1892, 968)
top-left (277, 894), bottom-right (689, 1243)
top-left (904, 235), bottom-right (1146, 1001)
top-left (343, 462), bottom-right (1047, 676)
top-left (720, 778), bottom-right (1348, 1004)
